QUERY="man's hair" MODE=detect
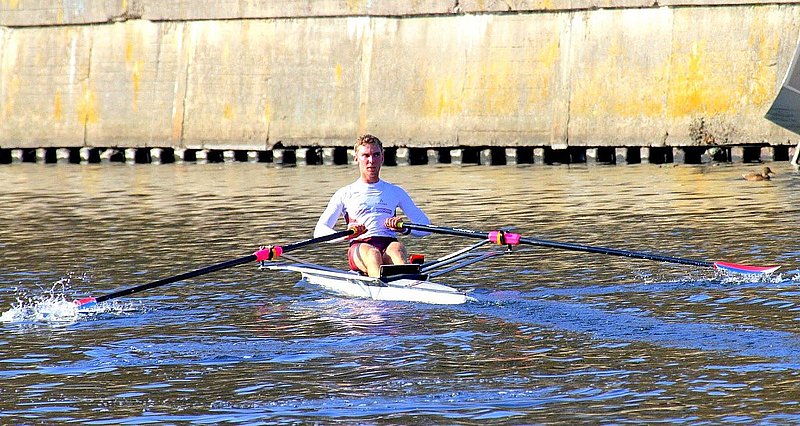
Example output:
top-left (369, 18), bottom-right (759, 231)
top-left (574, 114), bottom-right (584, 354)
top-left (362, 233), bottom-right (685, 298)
top-left (354, 134), bottom-right (383, 152)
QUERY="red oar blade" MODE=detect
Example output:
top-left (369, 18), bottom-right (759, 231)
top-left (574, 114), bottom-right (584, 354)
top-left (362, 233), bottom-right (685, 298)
top-left (73, 297), bottom-right (98, 309)
top-left (713, 261), bottom-right (780, 275)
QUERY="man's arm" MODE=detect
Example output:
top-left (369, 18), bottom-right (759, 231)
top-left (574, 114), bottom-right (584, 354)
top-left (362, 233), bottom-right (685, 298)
top-left (397, 191), bottom-right (430, 237)
top-left (314, 192), bottom-right (344, 238)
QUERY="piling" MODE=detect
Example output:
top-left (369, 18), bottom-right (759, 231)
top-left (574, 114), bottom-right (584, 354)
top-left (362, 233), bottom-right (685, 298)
top-left (0, 144), bottom-right (794, 166)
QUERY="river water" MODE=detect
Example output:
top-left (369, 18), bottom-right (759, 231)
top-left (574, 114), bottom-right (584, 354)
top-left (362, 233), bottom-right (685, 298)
top-left (1, 161), bottom-right (799, 423)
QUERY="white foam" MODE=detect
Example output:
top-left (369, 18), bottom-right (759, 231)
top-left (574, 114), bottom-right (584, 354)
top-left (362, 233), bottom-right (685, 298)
top-left (3, 279), bottom-right (72, 322)
top-left (0, 297), bottom-right (79, 323)
top-left (0, 277), bottom-right (133, 324)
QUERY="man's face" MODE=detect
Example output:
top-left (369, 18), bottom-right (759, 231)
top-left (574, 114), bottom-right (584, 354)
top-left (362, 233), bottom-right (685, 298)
top-left (356, 143), bottom-right (383, 183)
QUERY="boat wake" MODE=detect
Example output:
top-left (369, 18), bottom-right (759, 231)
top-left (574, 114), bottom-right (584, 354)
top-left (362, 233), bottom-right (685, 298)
top-left (460, 271), bottom-right (800, 364)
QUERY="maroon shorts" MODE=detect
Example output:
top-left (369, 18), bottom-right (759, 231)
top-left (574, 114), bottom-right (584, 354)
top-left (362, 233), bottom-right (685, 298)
top-left (348, 236), bottom-right (398, 271)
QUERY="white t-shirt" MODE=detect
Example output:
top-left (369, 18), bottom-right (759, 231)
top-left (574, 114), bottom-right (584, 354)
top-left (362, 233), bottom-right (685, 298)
top-left (314, 179), bottom-right (430, 239)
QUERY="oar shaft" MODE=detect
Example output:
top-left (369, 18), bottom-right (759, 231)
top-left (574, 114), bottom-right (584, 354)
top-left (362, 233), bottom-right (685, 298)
top-left (516, 236), bottom-right (713, 268)
top-left (282, 231), bottom-right (353, 252)
top-left (401, 222), bottom-right (713, 268)
top-left (94, 254), bottom-right (257, 304)
top-left (81, 228), bottom-right (355, 306)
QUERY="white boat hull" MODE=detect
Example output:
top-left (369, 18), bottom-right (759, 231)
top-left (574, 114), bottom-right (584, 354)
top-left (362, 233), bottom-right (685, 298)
top-left (265, 264), bottom-right (473, 305)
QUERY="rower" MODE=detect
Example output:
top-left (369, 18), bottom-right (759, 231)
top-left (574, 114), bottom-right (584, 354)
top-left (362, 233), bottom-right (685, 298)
top-left (313, 134), bottom-right (431, 278)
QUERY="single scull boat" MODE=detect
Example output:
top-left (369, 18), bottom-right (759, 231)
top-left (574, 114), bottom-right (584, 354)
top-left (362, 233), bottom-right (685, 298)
top-left (260, 240), bottom-right (510, 305)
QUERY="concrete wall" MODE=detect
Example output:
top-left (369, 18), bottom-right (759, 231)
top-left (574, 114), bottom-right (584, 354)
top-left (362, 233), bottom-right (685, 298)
top-left (1, 1), bottom-right (799, 149)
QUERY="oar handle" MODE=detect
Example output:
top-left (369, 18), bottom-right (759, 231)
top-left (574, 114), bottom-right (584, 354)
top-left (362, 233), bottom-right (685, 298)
top-left (253, 228), bottom-right (355, 261)
top-left (400, 222), bottom-right (521, 245)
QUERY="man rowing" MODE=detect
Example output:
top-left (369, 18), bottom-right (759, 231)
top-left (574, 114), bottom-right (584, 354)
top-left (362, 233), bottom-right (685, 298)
top-left (314, 134), bottom-right (431, 277)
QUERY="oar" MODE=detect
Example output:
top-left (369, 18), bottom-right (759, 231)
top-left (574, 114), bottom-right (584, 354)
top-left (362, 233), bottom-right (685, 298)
top-left (399, 222), bottom-right (780, 275)
top-left (73, 228), bottom-right (355, 309)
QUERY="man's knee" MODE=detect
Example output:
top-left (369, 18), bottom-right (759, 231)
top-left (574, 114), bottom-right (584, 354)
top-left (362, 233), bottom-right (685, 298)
top-left (354, 245), bottom-right (380, 263)
top-left (384, 242), bottom-right (408, 263)
top-left (351, 244), bottom-right (384, 276)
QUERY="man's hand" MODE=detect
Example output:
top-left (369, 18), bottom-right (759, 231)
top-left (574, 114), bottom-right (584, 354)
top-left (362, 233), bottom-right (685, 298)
top-left (385, 216), bottom-right (409, 234)
top-left (345, 223), bottom-right (367, 240)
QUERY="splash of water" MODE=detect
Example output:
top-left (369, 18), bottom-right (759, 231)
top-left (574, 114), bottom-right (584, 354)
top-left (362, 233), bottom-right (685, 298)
top-left (1, 279), bottom-right (79, 323)
top-left (1, 278), bottom-right (142, 324)
top-left (716, 270), bottom-right (789, 286)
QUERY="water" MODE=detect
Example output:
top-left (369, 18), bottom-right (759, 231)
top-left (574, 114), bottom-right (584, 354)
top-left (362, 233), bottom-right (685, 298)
top-left (2, 161), bottom-right (799, 423)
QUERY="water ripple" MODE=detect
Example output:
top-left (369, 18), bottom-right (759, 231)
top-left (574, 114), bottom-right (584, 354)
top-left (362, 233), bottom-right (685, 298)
top-left (2, 163), bottom-right (799, 423)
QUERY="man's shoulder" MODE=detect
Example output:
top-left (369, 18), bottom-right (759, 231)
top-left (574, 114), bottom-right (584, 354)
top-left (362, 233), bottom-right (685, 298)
top-left (331, 182), bottom-right (353, 198)
top-left (376, 179), bottom-right (401, 189)
top-left (333, 180), bottom-right (365, 198)
top-left (377, 180), bottom-right (412, 198)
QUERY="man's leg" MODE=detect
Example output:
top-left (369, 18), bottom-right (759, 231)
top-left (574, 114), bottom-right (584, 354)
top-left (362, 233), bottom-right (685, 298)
top-left (350, 242), bottom-right (384, 277)
top-left (384, 241), bottom-right (408, 265)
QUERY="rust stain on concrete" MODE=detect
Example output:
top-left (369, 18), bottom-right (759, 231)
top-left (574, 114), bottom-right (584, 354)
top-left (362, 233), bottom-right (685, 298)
top-left (422, 76), bottom-right (464, 117)
top-left (744, 17), bottom-right (778, 108)
top-left (54, 90), bottom-right (63, 121)
top-left (421, 48), bottom-right (523, 118)
top-left (527, 39), bottom-right (559, 105)
top-left (124, 32), bottom-right (144, 109)
top-left (223, 103), bottom-right (235, 120)
top-left (572, 34), bottom-right (667, 119)
top-left (346, 0), bottom-right (362, 13)
top-left (263, 102), bottom-right (273, 124)
top-left (335, 63), bottom-right (343, 84)
top-left (667, 27), bottom-right (777, 119)
top-left (77, 84), bottom-right (99, 124)
top-left (667, 40), bottom-right (724, 117)
top-left (2, 75), bottom-right (20, 120)
top-left (475, 58), bottom-right (518, 115)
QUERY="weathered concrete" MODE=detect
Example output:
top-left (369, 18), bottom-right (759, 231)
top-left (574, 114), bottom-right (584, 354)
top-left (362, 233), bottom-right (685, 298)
top-left (5, 1), bottom-right (800, 25)
top-left (0, 0), bottom-right (128, 26)
top-left (1, 1), bottom-right (800, 151)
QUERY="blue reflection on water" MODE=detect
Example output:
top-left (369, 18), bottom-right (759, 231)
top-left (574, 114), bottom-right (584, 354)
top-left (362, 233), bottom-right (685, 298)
top-left (468, 289), bottom-right (800, 364)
